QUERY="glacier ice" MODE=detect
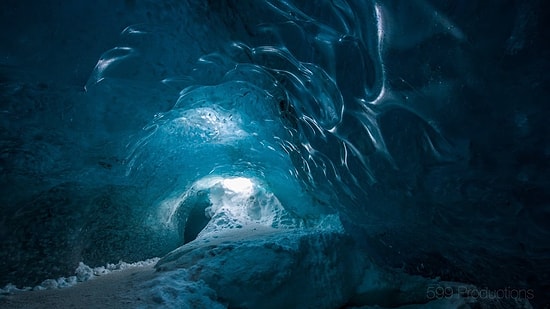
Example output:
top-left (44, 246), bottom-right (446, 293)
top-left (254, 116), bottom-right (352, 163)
top-left (1, 0), bottom-right (548, 308)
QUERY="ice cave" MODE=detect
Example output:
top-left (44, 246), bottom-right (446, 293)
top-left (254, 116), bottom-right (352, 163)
top-left (0, 0), bottom-right (548, 308)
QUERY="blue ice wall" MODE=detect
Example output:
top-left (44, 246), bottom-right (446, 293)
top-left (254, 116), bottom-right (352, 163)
top-left (1, 0), bottom-right (549, 305)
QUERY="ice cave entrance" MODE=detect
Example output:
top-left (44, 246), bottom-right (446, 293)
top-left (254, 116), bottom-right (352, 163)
top-left (176, 175), bottom-right (298, 245)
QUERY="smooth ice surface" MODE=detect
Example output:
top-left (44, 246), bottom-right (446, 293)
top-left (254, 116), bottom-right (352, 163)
top-left (0, 0), bottom-right (548, 307)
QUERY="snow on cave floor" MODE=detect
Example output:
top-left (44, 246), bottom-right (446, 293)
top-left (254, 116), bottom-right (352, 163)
top-left (0, 264), bottom-right (157, 309)
top-left (0, 223), bottom-right (533, 309)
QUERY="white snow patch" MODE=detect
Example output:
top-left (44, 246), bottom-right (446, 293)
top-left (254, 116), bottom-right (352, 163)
top-left (0, 258), bottom-right (159, 294)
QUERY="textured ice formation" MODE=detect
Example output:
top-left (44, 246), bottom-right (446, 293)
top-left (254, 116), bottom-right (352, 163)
top-left (149, 216), bottom-right (431, 309)
top-left (145, 213), bottom-right (531, 309)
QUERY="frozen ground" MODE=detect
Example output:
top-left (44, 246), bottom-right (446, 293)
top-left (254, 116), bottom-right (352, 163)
top-left (1, 220), bottom-right (533, 309)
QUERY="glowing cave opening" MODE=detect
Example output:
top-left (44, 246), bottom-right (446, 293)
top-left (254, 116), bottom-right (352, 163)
top-left (174, 175), bottom-right (299, 244)
top-left (221, 177), bottom-right (254, 195)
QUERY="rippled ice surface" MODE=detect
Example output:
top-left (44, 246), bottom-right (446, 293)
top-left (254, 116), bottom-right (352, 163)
top-left (0, 0), bottom-right (548, 307)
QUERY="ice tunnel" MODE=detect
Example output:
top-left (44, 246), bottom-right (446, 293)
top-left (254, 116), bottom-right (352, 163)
top-left (0, 0), bottom-right (549, 308)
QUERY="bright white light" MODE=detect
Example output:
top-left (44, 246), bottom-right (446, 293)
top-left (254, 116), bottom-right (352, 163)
top-left (222, 177), bottom-right (254, 194)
